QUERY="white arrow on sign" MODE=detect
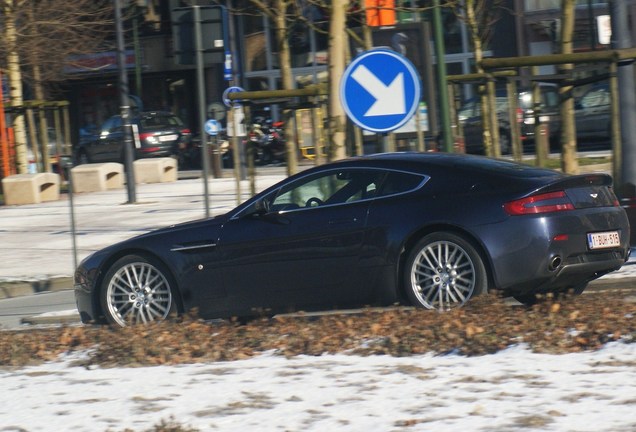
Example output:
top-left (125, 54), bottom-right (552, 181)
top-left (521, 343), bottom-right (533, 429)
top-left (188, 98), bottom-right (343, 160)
top-left (350, 65), bottom-right (406, 117)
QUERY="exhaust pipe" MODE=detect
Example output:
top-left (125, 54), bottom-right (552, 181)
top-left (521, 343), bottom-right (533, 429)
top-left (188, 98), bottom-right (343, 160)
top-left (548, 255), bottom-right (562, 272)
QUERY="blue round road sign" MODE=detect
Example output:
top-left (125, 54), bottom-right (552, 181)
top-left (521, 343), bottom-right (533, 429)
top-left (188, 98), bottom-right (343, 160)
top-left (223, 86), bottom-right (245, 107)
top-left (340, 49), bottom-right (421, 133)
top-left (205, 119), bottom-right (219, 136)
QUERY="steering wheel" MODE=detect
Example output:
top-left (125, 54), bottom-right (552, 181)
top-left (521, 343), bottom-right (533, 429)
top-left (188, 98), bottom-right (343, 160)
top-left (305, 197), bottom-right (324, 207)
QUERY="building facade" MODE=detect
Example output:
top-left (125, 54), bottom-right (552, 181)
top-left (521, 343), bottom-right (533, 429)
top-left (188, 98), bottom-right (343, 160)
top-left (59, 0), bottom-right (633, 147)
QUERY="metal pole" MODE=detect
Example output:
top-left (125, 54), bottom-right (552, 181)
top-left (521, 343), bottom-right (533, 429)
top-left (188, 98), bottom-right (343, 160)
top-left (114, 0), bottom-right (136, 203)
top-left (194, 6), bottom-right (211, 218)
top-left (67, 167), bottom-right (78, 272)
top-left (610, 1), bottom-right (636, 210)
top-left (432, 0), bottom-right (453, 153)
top-left (60, 156), bottom-right (78, 273)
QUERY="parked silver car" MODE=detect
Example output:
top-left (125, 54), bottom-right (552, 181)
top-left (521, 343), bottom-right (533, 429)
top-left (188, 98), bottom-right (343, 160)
top-left (575, 82), bottom-right (610, 144)
top-left (457, 83), bottom-right (560, 155)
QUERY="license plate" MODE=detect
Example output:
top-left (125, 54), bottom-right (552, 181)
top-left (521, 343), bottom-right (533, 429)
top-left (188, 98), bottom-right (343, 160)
top-left (159, 134), bottom-right (178, 142)
top-left (587, 231), bottom-right (620, 249)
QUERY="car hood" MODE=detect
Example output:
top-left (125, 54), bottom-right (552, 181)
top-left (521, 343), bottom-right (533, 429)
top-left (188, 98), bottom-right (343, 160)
top-left (88, 213), bottom-right (231, 261)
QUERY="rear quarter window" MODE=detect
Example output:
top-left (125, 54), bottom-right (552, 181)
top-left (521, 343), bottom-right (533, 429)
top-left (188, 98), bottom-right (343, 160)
top-left (377, 171), bottom-right (426, 197)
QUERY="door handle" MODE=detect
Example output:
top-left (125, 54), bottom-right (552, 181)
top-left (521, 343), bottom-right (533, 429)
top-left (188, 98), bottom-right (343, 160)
top-left (328, 217), bottom-right (358, 225)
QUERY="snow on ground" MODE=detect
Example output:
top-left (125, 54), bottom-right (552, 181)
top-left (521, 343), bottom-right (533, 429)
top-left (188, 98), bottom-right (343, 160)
top-left (1, 343), bottom-right (635, 432)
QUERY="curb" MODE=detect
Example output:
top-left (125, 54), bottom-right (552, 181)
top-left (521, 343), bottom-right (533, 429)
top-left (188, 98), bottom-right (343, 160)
top-left (1, 275), bottom-right (635, 301)
top-left (0, 277), bottom-right (73, 300)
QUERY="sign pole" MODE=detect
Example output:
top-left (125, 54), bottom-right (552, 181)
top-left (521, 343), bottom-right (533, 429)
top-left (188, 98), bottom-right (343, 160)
top-left (194, 5), bottom-right (211, 218)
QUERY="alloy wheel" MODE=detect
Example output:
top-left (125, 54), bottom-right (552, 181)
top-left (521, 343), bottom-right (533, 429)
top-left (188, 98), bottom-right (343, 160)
top-left (104, 260), bottom-right (173, 326)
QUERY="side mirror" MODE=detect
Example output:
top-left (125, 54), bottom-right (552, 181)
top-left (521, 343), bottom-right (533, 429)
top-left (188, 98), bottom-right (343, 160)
top-left (249, 198), bottom-right (290, 225)
top-left (253, 197), bottom-right (270, 215)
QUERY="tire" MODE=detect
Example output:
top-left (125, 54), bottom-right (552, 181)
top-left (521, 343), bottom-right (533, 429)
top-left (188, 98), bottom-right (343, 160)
top-left (404, 232), bottom-right (488, 311)
top-left (100, 254), bottom-right (178, 327)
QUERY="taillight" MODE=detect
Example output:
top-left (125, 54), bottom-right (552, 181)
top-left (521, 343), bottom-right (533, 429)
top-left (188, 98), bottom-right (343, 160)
top-left (139, 132), bottom-right (155, 142)
top-left (181, 128), bottom-right (191, 135)
top-left (516, 108), bottom-right (523, 123)
top-left (139, 147), bottom-right (160, 153)
top-left (504, 191), bottom-right (575, 215)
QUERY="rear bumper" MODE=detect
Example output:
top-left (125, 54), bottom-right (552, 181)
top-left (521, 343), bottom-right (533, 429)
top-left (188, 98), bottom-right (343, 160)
top-left (482, 207), bottom-right (630, 295)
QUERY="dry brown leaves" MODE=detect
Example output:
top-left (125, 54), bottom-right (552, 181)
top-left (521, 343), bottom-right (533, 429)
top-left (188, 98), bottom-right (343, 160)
top-left (0, 291), bottom-right (634, 368)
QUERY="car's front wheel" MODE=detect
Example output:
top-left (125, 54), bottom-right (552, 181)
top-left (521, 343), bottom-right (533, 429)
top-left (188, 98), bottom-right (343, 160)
top-left (100, 254), bottom-right (178, 327)
top-left (404, 232), bottom-right (488, 311)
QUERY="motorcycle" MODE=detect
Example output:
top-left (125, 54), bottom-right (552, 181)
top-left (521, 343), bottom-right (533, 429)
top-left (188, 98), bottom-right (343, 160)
top-left (246, 120), bottom-right (286, 165)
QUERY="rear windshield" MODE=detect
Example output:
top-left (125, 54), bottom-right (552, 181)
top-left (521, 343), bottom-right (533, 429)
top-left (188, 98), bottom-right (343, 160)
top-left (451, 157), bottom-right (564, 179)
top-left (518, 88), bottom-right (559, 110)
top-left (139, 114), bottom-right (183, 129)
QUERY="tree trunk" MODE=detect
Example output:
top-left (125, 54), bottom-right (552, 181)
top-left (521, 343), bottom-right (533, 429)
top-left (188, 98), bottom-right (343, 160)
top-left (328, 0), bottom-right (349, 161)
top-left (4, 0), bottom-right (28, 174)
top-left (465, 0), bottom-right (495, 157)
top-left (559, 0), bottom-right (579, 174)
top-left (273, 0), bottom-right (298, 175)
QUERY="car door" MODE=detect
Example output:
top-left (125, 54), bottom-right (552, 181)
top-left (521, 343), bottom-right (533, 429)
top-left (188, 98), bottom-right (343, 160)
top-left (458, 100), bottom-right (481, 151)
top-left (93, 116), bottom-right (124, 162)
top-left (217, 168), bottom-right (383, 316)
top-left (576, 85), bottom-right (610, 139)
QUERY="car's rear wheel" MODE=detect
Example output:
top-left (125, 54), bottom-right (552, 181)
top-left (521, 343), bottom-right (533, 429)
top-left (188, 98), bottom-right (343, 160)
top-left (404, 232), bottom-right (488, 311)
top-left (100, 254), bottom-right (178, 327)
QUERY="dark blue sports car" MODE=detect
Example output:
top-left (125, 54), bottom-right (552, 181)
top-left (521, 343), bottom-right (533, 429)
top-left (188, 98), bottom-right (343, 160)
top-left (74, 152), bottom-right (631, 326)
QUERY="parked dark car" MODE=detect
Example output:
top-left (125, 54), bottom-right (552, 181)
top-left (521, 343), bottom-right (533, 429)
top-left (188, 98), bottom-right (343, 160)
top-left (575, 82), bottom-right (611, 144)
top-left (75, 111), bottom-right (191, 165)
top-left (74, 152), bottom-right (630, 326)
top-left (458, 84), bottom-right (560, 154)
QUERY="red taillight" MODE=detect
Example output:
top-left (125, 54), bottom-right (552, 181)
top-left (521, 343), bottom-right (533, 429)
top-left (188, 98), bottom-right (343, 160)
top-left (504, 191), bottom-right (575, 215)
top-left (516, 108), bottom-right (523, 123)
top-left (181, 128), bottom-right (191, 135)
top-left (139, 132), bottom-right (153, 141)
top-left (139, 147), bottom-right (160, 153)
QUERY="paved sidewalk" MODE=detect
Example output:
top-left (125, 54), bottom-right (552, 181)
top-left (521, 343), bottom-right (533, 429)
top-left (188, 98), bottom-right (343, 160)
top-left (1, 165), bottom-right (634, 299)
top-left (0, 169), bottom-right (286, 298)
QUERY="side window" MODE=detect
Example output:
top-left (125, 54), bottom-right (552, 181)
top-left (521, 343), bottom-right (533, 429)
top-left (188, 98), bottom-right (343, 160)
top-left (458, 101), bottom-right (475, 121)
top-left (542, 89), bottom-right (559, 108)
top-left (377, 171), bottom-right (425, 197)
top-left (581, 87), bottom-right (609, 109)
top-left (100, 118), bottom-right (113, 134)
top-left (100, 117), bottom-right (121, 137)
top-left (269, 169), bottom-right (385, 211)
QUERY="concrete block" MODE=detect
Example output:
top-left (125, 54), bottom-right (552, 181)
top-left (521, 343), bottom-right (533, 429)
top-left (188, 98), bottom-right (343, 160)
top-left (134, 157), bottom-right (177, 184)
top-left (2, 172), bottom-right (60, 205)
top-left (71, 162), bottom-right (124, 193)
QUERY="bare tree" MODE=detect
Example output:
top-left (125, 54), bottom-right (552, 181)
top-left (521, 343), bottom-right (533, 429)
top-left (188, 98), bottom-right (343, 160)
top-left (232, 0), bottom-right (299, 174)
top-left (559, 0), bottom-right (578, 174)
top-left (0, 0), bottom-right (113, 173)
top-left (327, 0), bottom-right (348, 161)
top-left (450, 0), bottom-right (506, 157)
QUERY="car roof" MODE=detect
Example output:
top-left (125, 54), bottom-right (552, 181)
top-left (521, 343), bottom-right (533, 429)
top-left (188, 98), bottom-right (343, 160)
top-left (339, 152), bottom-right (562, 179)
